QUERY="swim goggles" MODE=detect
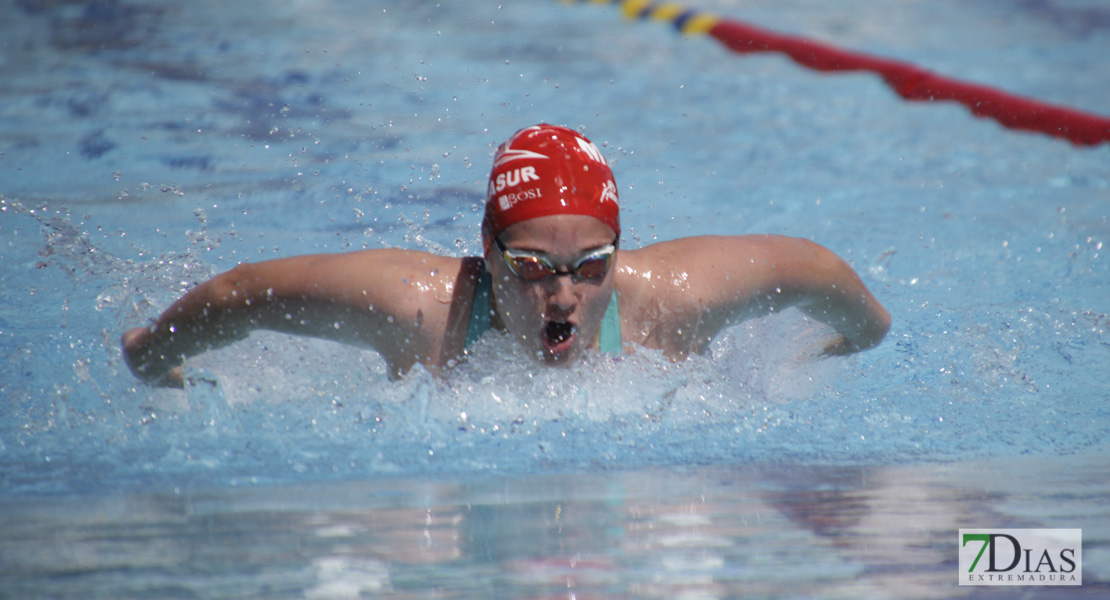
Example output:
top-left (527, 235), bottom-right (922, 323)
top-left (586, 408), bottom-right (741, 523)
top-left (494, 237), bottom-right (618, 282)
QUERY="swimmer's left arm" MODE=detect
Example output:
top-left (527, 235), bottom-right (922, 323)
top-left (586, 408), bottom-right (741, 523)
top-left (791, 251), bottom-right (891, 356)
top-left (659, 235), bottom-right (891, 355)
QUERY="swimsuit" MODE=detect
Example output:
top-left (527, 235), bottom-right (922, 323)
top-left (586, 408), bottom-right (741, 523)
top-left (465, 267), bottom-right (622, 354)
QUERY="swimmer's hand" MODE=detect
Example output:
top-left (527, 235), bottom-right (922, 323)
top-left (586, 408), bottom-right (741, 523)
top-left (792, 329), bottom-right (860, 363)
top-left (122, 327), bottom-right (186, 388)
top-left (815, 334), bottom-right (862, 358)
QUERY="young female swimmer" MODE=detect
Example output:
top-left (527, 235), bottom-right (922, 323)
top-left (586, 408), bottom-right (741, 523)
top-left (123, 124), bottom-right (890, 386)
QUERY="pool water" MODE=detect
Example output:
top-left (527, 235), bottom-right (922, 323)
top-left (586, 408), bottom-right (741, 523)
top-left (1, 0), bottom-right (1108, 597)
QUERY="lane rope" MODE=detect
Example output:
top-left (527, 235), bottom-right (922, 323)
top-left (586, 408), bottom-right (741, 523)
top-left (566, 0), bottom-right (1110, 146)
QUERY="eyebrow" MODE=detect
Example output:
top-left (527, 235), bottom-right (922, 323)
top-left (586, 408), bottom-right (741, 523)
top-left (500, 239), bottom-right (617, 256)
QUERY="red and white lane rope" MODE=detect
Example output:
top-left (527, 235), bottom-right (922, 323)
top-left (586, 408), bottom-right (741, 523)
top-left (567, 0), bottom-right (1110, 146)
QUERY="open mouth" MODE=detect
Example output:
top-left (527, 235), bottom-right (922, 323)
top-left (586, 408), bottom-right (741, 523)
top-left (543, 320), bottom-right (576, 355)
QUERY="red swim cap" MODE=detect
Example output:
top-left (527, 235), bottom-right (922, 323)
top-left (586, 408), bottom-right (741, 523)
top-left (482, 124), bottom-right (620, 250)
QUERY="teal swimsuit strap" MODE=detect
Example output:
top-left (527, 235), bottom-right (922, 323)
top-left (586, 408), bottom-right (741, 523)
top-left (598, 290), bottom-right (622, 355)
top-left (465, 267), bottom-right (493, 348)
top-left (465, 266), bottom-right (622, 355)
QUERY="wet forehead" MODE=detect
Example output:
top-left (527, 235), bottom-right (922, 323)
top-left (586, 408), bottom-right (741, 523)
top-left (498, 214), bottom-right (617, 257)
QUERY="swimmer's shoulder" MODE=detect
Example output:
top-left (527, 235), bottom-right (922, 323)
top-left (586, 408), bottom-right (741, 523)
top-left (308, 248), bottom-right (474, 328)
top-left (330, 248), bottom-right (470, 289)
top-left (613, 235), bottom-right (775, 317)
top-left (337, 249), bottom-right (482, 374)
top-left (614, 236), bottom-right (740, 287)
top-left (613, 240), bottom-right (717, 354)
top-left (389, 251), bottom-right (484, 366)
top-left (615, 235), bottom-right (801, 281)
top-left (613, 239), bottom-right (712, 326)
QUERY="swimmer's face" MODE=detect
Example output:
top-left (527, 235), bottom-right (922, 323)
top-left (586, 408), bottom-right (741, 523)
top-left (488, 214), bottom-right (618, 364)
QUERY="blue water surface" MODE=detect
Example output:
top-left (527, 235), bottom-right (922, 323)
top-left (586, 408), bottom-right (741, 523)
top-left (1, 1), bottom-right (1108, 597)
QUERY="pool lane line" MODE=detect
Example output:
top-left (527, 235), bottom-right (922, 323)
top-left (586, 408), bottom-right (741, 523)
top-left (565, 0), bottom-right (1110, 147)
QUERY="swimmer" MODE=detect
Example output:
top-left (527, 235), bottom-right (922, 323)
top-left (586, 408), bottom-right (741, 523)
top-left (122, 124), bottom-right (890, 387)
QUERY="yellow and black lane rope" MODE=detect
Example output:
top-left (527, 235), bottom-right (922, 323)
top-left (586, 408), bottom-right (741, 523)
top-left (568, 0), bottom-right (720, 35)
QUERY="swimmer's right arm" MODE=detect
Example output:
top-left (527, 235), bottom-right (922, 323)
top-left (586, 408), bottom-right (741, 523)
top-left (121, 250), bottom-right (463, 387)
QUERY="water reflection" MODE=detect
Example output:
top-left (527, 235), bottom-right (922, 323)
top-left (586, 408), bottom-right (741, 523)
top-left (2, 452), bottom-right (1105, 598)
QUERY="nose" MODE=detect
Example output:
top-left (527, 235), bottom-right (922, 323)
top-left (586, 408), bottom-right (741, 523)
top-left (544, 274), bottom-right (578, 316)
